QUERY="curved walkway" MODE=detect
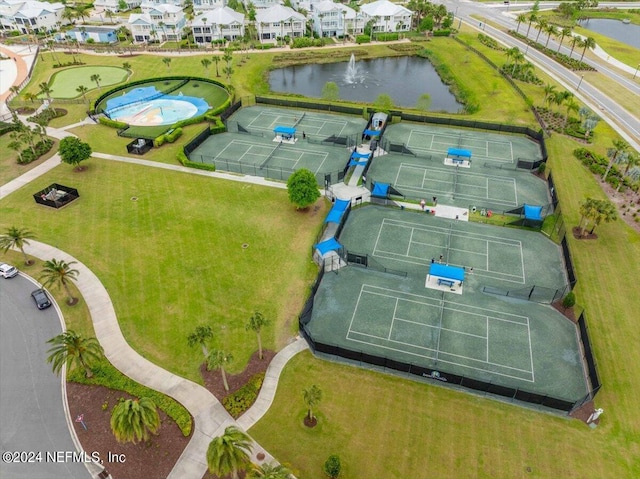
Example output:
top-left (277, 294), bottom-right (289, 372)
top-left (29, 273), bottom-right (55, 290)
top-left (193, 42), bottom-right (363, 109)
top-left (21, 240), bottom-right (280, 478)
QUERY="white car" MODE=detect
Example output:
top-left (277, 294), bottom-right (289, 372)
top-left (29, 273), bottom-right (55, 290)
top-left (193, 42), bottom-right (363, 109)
top-left (0, 263), bottom-right (19, 279)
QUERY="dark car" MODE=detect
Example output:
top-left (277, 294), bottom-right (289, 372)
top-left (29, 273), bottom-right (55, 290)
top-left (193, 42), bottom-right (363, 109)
top-left (31, 289), bottom-right (52, 310)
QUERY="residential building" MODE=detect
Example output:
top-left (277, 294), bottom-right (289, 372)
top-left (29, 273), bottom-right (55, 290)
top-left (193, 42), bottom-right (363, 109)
top-left (128, 4), bottom-right (186, 42)
top-left (191, 7), bottom-right (244, 45)
top-left (246, 0), bottom-right (281, 11)
top-left (93, 0), bottom-right (142, 13)
top-left (309, 1), bottom-right (362, 38)
top-left (192, 0), bottom-right (226, 13)
top-left (0, 0), bottom-right (65, 33)
top-left (359, 0), bottom-right (412, 34)
top-left (255, 4), bottom-right (305, 43)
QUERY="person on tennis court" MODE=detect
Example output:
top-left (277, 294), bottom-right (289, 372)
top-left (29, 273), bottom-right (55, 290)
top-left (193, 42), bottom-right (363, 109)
top-left (420, 199), bottom-right (426, 211)
top-left (439, 254), bottom-right (444, 263)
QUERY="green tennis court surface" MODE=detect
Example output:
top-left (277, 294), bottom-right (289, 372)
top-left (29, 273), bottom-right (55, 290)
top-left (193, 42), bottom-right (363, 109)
top-left (384, 123), bottom-right (543, 166)
top-left (228, 106), bottom-right (366, 141)
top-left (306, 206), bottom-right (587, 401)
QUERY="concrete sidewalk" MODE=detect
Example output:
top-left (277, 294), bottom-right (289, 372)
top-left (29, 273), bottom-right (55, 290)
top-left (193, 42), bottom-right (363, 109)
top-left (20, 240), bottom-right (278, 478)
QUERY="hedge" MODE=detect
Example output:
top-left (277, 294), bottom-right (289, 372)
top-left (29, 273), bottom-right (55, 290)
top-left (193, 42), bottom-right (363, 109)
top-left (16, 139), bottom-right (54, 165)
top-left (222, 373), bottom-right (265, 418)
top-left (99, 117), bottom-right (128, 129)
top-left (375, 33), bottom-right (399, 42)
top-left (356, 35), bottom-right (371, 44)
top-left (68, 359), bottom-right (192, 437)
top-left (433, 29), bottom-right (451, 37)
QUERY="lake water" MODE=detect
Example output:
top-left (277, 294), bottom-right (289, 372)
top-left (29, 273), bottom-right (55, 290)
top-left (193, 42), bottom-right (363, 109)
top-left (268, 56), bottom-right (464, 112)
top-left (578, 18), bottom-right (640, 50)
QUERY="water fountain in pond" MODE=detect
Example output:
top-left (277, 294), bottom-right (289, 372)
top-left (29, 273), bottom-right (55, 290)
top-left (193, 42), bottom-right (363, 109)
top-left (344, 53), bottom-right (365, 85)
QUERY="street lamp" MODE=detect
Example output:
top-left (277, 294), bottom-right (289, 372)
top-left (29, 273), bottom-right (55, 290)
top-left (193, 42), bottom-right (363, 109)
top-left (576, 74), bottom-right (584, 91)
top-left (634, 63), bottom-right (640, 80)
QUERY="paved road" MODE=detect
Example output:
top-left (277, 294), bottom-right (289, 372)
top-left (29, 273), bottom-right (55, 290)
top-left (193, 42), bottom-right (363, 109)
top-left (453, 1), bottom-right (640, 149)
top-left (0, 274), bottom-right (90, 479)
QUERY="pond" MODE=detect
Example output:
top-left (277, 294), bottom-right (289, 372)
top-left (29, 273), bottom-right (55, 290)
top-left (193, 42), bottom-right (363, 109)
top-left (578, 18), bottom-right (640, 50)
top-left (268, 55), bottom-right (464, 113)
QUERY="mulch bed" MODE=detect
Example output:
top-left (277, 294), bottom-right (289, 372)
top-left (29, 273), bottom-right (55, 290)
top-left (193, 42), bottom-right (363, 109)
top-left (551, 301), bottom-right (578, 323)
top-left (66, 383), bottom-right (191, 479)
top-left (569, 399), bottom-right (602, 426)
top-left (572, 226), bottom-right (598, 240)
top-left (67, 350), bottom-right (276, 479)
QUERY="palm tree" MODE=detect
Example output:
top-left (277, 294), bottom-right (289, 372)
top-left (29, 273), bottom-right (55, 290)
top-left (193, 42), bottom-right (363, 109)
top-left (46, 330), bottom-right (104, 378)
top-left (162, 57), bottom-right (172, 71)
top-left (542, 83), bottom-right (557, 106)
top-left (515, 13), bottom-right (527, 34)
top-left (557, 27), bottom-right (571, 53)
top-left (38, 82), bottom-right (55, 113)
top-left (617, 152), bottom-right (640, 192)
top-left (122, 61), bottom-right (131, 73)
top-left (76, 85), bottom-right (88, 102)
top-left (603, 140), bottom-right (629, 181)
top-left (206, 349), bottom-right (233, 391)
top-left (8, 139), bottom-right (24, 163)
top-left (534, 18), bottom-right (547, 43)
top-left (303, 384), bottom-right (322, 422)
top-left (569, 35), bottom-right (581, 58)
top-left (578, 197), bottom-right (599, 236)
top-left (201, 58), bottom-right (212, 74)
top-left (110, 397), bottom-right (160, 444)
top-left (206, 426), bottom-right (253, 479)
top-left (505, 47), bottom-right (524, 76)
top-left (40, 258), bottom-right (79, 305)
top-left (544, 24), bottom-right (557, 48)
top-left (590, 199), bottom-right (618, 234)
top-left (0, 226), bottom-right (35, 265)
top-left (245, 311), bottom-right (270, 360)
top-left (90, 73), bottom-right (102, 90)
top-left (249, 462), bottom-right (292, 479)
top-left (580, 36), bottom-right (596, 61)
top-left (525, 12), bottom-right (537, 38)
top-left (187, 325), bottom-right (213, 358)
top-left (212, 55), bottom-right (221, 77)
top-left (564, 95), bottom-right (579, 128)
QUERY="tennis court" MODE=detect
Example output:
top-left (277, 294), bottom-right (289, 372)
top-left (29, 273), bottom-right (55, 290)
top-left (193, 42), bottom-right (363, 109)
top-left (305, 206), bottom-right (587, 401)
top-left (384, 123), bottom-right (543, 166)
top-left (229, 106), bottom-right (366, 140)
top-left (394, 162), bottom-right (518, 207)
top-left (189, 132), bottom-right (348, 175)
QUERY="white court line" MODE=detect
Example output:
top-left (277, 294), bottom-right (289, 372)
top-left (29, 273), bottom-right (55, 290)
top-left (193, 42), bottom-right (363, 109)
top-left (407, 229), bottom-right (414, 256)
top-left (395, 317), bottom-right (487, 340)
top-left (486, 316), bottom-right (489, 362)
top-left (345, 334), bottom-right (534, 380)
top-left (486, 240), bottom-right (489, 271)
top-left (510, 142), bottom-right (514, 161)
top-left (389, 298), bottom-right (399, 340)
top-left (519, 241), bottom-right (526, 284)
top-left (347, 286), bottom-right (367, 334)
top-left (527, 319), bottom-right (535, 382)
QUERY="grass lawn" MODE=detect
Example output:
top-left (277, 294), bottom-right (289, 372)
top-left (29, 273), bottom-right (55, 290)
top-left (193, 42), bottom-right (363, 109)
top-left (46, 66), bottom-right (129, 99)
top-left (249, 132), bottom-right (640, 479)
top-left (0, 160), bottom-right (329, 383)
top-left (0, 137), bottom-right (59, 185)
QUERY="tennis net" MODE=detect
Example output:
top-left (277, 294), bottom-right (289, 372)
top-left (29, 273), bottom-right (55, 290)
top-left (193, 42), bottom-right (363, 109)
top-left (260, 142), bottom-right (281, 169)
top-left (294, 112), bottom-right (306, 127)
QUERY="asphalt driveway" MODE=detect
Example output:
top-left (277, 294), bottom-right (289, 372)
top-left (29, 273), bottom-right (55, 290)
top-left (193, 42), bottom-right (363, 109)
top-left (0, 274), bottom-right (90, 479)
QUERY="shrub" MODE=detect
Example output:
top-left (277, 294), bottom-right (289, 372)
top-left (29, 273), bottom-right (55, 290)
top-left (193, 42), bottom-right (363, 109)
top-left (27, 108), bottom-right (65, 126)
top-left (562, 292), bottom-right (576, 309)
top-left (154, 134), bottom-right (165, 147)
top-left (356, 35), bottom-right (370, 44)
top-left (98, 117), bottom-right (128, 129)
top-left (222, 372), bottom-right (265, 418)
top-left (477, 33), bottom-right (503, 51)
top-left (67, 358), bottom-right (192, 436)
top-left (376, 33), bottom-right (399, 42)
top-left (17, 139), bottom-right (54, 164)
top-left (433, 29), bottom-right (451, 37)
top-left (537, 162), bottom-right (546, 174)
top-left (165, 127), bottom-right (183, 143)
top-left (324, 455), bottom-right (342, 479)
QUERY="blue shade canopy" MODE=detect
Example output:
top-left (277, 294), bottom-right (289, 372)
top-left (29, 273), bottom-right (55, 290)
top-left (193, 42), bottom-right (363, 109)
top-left (314, 238), bottom-right (343, 256)
top-left (324, 199), bottom-right (350, 223)
top-left (351, 151), bottom-right (370, 159)
top-left (447, 148), bottom-right (472, 158)
top-left (364, 129), bottom-right (381, 136)
top-left (274, 126), bottom-right (296, 135)
top-left (429, 263), bottom-right (465, 281)
top-left (372, 182), bottom-right (390, 198)
top-left (523, 204), bottom-right (543, 220)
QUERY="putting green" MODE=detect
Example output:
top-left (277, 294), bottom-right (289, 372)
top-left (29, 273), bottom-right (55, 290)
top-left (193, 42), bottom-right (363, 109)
top-left (47, 66), bottom-right (128, 99)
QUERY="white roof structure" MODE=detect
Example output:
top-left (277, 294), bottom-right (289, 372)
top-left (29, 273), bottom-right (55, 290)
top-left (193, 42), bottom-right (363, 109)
top-left (313, 0), bottom-right (356, 19)
top-left (192, 6), bottom-right (243, 25)
top-left (255, 4), bottom-right (305, 23)
top-left (141, 3), bottom-right (183, 14)
top-left (0, 0), bottom-right (64, 18)
top-left (360, 0), bottom-right (411, 17)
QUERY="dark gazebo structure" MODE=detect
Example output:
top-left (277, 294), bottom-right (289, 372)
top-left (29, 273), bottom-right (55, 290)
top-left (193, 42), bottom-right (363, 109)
top-left (34, 184), bottom-right (79, 209)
